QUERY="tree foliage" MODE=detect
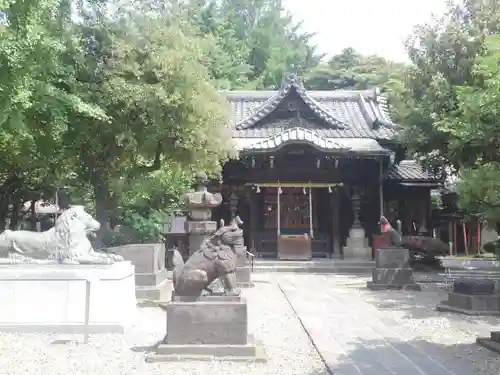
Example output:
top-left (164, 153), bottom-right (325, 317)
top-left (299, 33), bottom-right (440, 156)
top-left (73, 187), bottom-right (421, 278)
top-left (399, 0), bottom-right (500, 171)
top-left (186, 0), bottom-right (323, 89)
top-left (399, 1), bottom-right (500, 222)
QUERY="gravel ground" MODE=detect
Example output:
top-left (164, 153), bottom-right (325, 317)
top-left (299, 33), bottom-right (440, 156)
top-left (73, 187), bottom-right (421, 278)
top-left (0, 274), bottom-right (327, 375)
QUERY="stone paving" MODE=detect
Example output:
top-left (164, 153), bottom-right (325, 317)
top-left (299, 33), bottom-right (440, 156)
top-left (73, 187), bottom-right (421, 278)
top-left (277, 274), bottom-right (500, 375)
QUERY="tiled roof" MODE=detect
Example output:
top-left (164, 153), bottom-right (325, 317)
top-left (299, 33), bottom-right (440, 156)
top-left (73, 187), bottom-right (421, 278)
top-left (239, 127), bottom-right (348, 152)
top-left (386, 160), bottom-right (442, 182)
top-left (234, 135), bottom-right (390, 154)
top-left (224, 73), bottom-right (400, 140)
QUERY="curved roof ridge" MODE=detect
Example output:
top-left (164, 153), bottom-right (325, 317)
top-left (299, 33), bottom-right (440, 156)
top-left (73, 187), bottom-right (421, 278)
top-left (235, 73), bottom-right (350, 130)
top-left (243, 126), bottom-right (350, 152)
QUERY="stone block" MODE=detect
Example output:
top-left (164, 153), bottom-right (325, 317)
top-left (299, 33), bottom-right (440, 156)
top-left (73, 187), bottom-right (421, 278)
top-left (343, 245), bottom-right (371, 260)
top-left (235, 266), bottom-right (253, 287)
top-left (136, 278), bottom-right (172, 302)
top-left (477, 331), bottom-right (500, 353)
top-left (346, 237), bottom-right (369, 249)
top-left (146, 295), bottom-right (266, 362)
top-left (447, 293), bottom-right (500, 311)
top-left (371, 268), bottom-right (414, 285)
top-left (374, 248), bottom-right (410, 269)
top-left (135, 268), bottom-right (169, 287)
top-left (437, 291), bottom-right (500, 315)
top-left (165, 297), bottom-right (247, 345)
top-left (491, 331), bottom-right (500, 342)
top-left (187, 221), bottom-right (217, 234)
top-left (109, 243), bottom-right (165, 274)
top-left (453, 279), bottom-right (495, 295)
top-left (0, 262), bottom-right (137, 333)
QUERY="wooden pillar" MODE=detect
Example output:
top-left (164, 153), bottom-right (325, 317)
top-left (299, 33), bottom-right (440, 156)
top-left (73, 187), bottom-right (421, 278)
top-left (245, 187), bottom-right (256, 254)
top-left (330, 187), bottom-right (341, 258)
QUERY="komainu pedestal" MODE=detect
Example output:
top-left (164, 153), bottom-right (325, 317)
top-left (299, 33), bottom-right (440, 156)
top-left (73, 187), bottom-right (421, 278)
top-left (367, 248), bottom-right (421, 291)
top-left (146, 296), bottom-right (266, 362)
top-left (437, 279), bottom-right (500, 315)
top-left (477, 331), bottom-right (500, 353)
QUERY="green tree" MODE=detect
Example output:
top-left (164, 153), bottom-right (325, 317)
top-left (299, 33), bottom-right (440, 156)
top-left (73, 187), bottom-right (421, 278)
top-left (187, 0), bottom-right (323, 89)
top-left (399, 0), bottom-right (500, 173)
top-left (0, 0), bottom-right (105, 228)
top-left (444, 35), bottom-right (500, 223)
top-left (304, 48), bottom-right (406, 91)
top-left (64, 4), bottom-right (235, 234)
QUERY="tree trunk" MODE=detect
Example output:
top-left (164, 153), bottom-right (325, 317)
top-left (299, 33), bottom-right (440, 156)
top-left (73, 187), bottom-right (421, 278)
top-left (9, 195), bottom-right (21, 230)
top-left (29, 199), bottom-right (37, 231)
top-left (93, 179), bottom-right (111, 247)
top-left (0, 175), bottom-right (23, 230)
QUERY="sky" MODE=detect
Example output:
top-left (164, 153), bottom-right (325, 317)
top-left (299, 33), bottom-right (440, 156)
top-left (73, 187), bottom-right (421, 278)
top-left (284, 0), bottom-right (449, 62)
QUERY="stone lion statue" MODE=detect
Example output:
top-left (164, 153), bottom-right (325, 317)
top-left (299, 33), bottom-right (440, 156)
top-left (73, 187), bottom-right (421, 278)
top-left (379, 216), bottom-right (402, 246)
top-left (0, 205), bottom-right (123, 265)
top-left (172, 216), bottom-right (245, 298)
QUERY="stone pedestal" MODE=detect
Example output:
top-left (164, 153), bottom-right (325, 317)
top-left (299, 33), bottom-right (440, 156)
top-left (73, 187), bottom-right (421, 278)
top-left (367, 248), bottom-right (421, 291)
top-left (477, 331), bottom-right (500, 353)
top-left (0, 262), bottom-right (137, 333)
top-left (437, 279), bottom-right (500, 315)
top-left (146, 296), bottom-right (266, 362)
top-left (343, 227), bottom-right (372, 260)
top-left (110, 243), bottom-right (172, 303)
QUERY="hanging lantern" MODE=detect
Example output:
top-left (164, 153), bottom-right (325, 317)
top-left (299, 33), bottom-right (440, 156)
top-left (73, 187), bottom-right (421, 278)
top-left (303, 187), bottom-right (307, 195)
top-left (256, 186), bottom-right (260, 193)
top-left (334, 159), bottom-right (339, 168)
top-left (328, 186), bottom-right (332, 193)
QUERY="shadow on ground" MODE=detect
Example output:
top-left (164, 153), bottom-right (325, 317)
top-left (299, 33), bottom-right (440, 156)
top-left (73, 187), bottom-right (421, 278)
top-left (357, 283), bottom-right (500, 328)
top-left (323, 338), bottom-right (499, 375)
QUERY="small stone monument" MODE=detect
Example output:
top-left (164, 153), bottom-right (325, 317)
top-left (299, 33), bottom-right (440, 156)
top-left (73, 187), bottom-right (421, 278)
top-left (183, 172), bottom-right (222, 256)
top-left (146, 177), bottom-right (265, 362)
top-left (367, 247), bottom-right (421, 291)
top-left (235, 247), bottom-right (253, 288)
top-left (109, 243), bottom-right (172, 303)
top-left (342, 191), bottom-right (372, 260)
top-left (477, 331), bottom-right (500, 353)
top-left (437, 279), bottom-right (500, 315)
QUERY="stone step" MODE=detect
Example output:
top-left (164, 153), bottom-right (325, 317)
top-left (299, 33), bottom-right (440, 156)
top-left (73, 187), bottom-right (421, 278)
top-left (251, 260), bottom-right (374, 274)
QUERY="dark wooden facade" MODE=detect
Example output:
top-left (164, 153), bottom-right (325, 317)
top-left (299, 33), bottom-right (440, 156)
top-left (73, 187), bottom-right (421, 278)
top-left (211, 73), bottom-right (442, 259)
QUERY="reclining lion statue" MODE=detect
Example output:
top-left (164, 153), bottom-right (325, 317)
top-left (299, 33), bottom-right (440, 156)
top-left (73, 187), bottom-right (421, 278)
top-left (0, 205), bottom-right (123, 265)
top-left (171, 216), bottom-right (245, 298)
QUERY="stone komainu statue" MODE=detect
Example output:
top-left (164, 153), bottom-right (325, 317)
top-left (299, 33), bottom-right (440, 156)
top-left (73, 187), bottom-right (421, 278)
top-left (379, 215), bottom-right (448, 255)
top-left (379, 216), bottom-right (402, 246)
top-left (171, 216), bottom-right (245, 298)
top-left (0, 205), bottom-right (123, 265)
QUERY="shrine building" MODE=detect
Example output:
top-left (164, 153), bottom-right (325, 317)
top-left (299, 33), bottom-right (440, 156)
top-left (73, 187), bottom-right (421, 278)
top-left (210, 73), bottom-right (442, 260)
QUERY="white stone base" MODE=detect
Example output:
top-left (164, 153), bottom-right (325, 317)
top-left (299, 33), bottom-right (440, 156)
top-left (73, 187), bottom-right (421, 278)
top-left (342, 246), bottom-right (372, 260)
top-left (0, 261), bottom-right (137, 333)
top-left (343, 234), bottom-right (372, 260)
